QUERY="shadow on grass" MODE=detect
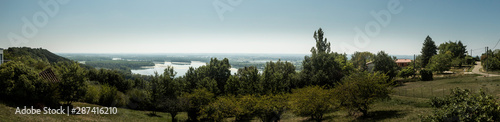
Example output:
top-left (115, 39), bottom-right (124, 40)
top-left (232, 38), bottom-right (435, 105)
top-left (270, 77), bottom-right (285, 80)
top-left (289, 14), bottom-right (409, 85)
top-left (355, 110), bottom-right (405, 122)
top-left (146, 113), bottom-right (163, 117)
top-left (297, 114), bottom-right (340, 122)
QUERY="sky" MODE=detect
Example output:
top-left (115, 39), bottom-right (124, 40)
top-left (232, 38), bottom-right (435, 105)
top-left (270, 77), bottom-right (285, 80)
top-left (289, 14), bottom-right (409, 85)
top-left (1, 0), bottom-right (499, 56)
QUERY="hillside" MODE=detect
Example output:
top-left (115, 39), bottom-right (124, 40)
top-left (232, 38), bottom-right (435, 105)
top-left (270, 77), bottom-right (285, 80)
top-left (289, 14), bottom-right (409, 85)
top-left (4, 47), bottom-right (72, 64)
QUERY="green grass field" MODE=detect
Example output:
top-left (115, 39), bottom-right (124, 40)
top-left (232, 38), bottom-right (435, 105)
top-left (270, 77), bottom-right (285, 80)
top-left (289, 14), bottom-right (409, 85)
top-left (2, 74), bottom-right (499, 121)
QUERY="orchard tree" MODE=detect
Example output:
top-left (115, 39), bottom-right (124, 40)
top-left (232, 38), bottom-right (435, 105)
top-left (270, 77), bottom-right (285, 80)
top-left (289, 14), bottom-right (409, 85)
top-left (289, 86), bottom-right (338, 121)
top-left (253, 94), bottom-right (289, 122)
top-left (421, 36), bottom-right (438, 68)
top-left (182, 88), bottom-right (215, 121)
top-left (334, 72), bottom-right (392, 116)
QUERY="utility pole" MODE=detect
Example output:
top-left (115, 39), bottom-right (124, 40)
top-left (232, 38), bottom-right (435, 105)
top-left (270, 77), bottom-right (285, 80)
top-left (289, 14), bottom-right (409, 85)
top-left (486, 47), bottom-right (489, 73)
top-left (470, 49), bottom-right (472, 56)
top-left (414, 54), bottom-right (416, 69)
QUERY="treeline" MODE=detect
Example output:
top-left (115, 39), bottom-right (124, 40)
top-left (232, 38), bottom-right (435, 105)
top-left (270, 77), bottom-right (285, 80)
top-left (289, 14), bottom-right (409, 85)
top-left (85, 60), bottom-right (155, 70)
top-left (481, 49), bottom-right (500, 70)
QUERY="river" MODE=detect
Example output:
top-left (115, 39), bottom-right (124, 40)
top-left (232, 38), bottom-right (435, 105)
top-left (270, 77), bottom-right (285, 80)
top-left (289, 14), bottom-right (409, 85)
top-left (131, 61), bottom-right (238, 77)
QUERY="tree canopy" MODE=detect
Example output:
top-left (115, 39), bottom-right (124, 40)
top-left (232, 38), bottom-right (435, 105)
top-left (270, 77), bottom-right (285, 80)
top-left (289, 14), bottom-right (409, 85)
top-left (421, 36), bottom-right (438, 68)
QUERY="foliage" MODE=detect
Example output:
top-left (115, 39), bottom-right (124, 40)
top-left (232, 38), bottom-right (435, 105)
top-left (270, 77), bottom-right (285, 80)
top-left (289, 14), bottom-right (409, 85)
top-left (421, 36), bottom-right (438, 68)
top-left (225, 66), bottom-right (262, 95)
top-left (373, 51), bottom-right (398, 80)
top-left (481, 49), bottom-right (500, 71)
top-left (56, 62), bottom-right (88, 105)
top-left (262, 60), bottom-right (296, 94)
top-left (182, 58), bottom-right (231, 95)
top-left (420, 69), bottom-right (433, 81)
top-left (199, 95), bottom-right (239, 121)
top-left (427, 52), bottom-right (452, 73)
top-left (0, 61), bottom-right (59, 106)
top-left (181, 88), bottom-right (215, 121)
top-left (351, 51), bottom-right (374, 72)
top-left (334, 72), bottom-right (392, 116)
top-left (301, 28), bottom-right (347, 87)
top-left (289, 86), bottom-right (338, 121)
top-left (146, 66), bottom-right (181, 115)
top-left (398, 66), bottom-right (416, 79)
top-left (90, 69), bottom-right (132, 92)
top-left (98, 84), bottom-right (120, 107)
top-left (252, 94), bottom-right (289, 122)
top-left (126, 88), bottom-right (149, 110)
top-left (83, 84), bottom-right (101, 104)
top-left (451, 57), bottom-right (466, 67)
top-left (423, 88), bottom-right (500, 121)
top-left (438, 40), bottom-right (467, 59)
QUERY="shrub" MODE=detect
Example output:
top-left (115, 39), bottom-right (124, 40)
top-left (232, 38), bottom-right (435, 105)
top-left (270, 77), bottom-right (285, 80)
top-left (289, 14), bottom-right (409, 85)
top-left (423, 88), bottom-right (500, 121)
top-left (398, 66), bottom-right (415, 79)
top-left (420, 69), bottom-right (433, 81)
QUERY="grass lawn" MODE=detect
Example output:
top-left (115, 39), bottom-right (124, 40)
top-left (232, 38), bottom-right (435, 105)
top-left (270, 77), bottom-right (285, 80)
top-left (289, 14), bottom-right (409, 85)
top-left (0, 102), bottom-right (187, 122)
top-left (1, 74), bottom-right (499, 121)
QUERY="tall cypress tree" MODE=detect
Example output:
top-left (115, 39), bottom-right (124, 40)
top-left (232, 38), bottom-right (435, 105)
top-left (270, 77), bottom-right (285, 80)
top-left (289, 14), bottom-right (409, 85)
top-left (421, 36), bottom-right (437, 68)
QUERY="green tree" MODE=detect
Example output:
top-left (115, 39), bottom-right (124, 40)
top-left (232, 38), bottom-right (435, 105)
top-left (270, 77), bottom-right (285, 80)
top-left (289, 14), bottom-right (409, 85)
top-left (334, 72), bottom-right (392, 116)
top-left (373, 51), bottom-right (398, 80)
top-left (289, 86), bottom-right (338, 121)
top-left (262, 60), bottom-right (296, 94)
top-left (351, 51), bottom-right (374, 71)
top-left (301, 28), bottom-right (347, 87)
top-left (438, 41), bottom-right (467, 59)
top-left (57, 62), bottom-right (88, 105)
top-left (147, 66), bottom-right (183, 119)
top-left (199, 95), bottom-right (239, 121)
top-left (182, 88), bottom-right (215, 121)
top-left (427, 52), bottom-right (452, 73)
top-left (253, 94), bottom-right (289, 122)
top-left (421, 36), bottom-right (438, 68)
top-left (182, 58), bottom-right (230, 95)
top-left (225, 66), bottom-right (262, 95)
top-left (423, 88), bottom-right (500, 121)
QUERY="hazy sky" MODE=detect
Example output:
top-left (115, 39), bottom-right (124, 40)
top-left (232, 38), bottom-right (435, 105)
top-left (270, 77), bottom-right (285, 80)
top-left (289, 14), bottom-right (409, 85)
top-left (1, 0), bottom-right (499, 55)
